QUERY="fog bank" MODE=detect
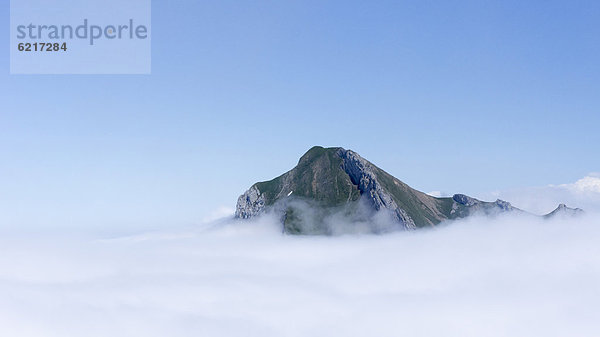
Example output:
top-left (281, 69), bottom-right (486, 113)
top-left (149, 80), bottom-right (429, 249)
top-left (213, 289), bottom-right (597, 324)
top-left (1, 212), bottom-right (599, 337)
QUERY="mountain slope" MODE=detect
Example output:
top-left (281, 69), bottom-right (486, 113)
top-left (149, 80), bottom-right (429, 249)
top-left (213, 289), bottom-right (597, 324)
top-left (235, 146), bottom-right (579, 234)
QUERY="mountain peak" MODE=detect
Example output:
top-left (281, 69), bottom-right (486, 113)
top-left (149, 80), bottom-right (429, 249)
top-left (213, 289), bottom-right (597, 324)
top-left (298, 146), bottom-right (343, 165)
top-left (545, 204), bottom-right (584, 218)
top-left (235, 146), bottom-right (581, 234)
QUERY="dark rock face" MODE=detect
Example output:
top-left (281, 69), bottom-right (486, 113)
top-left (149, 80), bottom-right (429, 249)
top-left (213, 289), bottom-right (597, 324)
top-left (235, 146), bottom-right (582, 234)
top-left (337, 149), bottom-right (416, 230)
top-left (452, 194), bottom-right (517, 216)
top-left (453, 194), bottom-right (480, 207)
top-left (494, 200), bottom-right (513, 211)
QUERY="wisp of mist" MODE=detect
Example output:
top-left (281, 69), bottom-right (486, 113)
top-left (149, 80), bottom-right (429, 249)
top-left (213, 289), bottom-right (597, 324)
top-left (1, 210), bottom-right (599, 336)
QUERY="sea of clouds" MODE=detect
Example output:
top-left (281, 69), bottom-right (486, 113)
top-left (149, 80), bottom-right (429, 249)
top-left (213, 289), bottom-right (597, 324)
top-left (1, 176), bottom-right (599, 337)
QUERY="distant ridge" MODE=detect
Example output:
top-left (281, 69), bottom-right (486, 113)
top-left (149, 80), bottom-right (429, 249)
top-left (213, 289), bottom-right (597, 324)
top-left (544, 204), bottom-right (584, 218)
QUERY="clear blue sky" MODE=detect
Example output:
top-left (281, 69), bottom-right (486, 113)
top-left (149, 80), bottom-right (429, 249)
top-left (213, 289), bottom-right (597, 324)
top-left (1, 0), bottom-right (599, 232)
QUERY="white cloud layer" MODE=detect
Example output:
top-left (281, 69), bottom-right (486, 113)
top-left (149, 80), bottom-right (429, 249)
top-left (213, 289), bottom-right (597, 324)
top-left (561, 174), bottom-right (600, 193)
top-left (1, 211), bottom-right (600, 337)
top-left (426, 190), bottom-right (443, 197)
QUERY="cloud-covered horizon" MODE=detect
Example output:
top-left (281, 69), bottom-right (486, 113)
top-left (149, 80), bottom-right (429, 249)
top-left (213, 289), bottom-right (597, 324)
top-left (427, 174), bottom-right (600, 217)
top-left (479, 173), bottom-right (600, 215)
top-left (1, 210), bottom-right (600, 337)
top-left (1, 175), bottom-right (599, 336)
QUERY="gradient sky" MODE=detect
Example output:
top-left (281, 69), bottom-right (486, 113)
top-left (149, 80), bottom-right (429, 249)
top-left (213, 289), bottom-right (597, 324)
top-left (1, 0), bottom-right (599, 232)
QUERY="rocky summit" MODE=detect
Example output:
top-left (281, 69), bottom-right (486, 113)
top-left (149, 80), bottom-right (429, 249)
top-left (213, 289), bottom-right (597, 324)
top-left (235, 146), bottom-right (582, 234)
